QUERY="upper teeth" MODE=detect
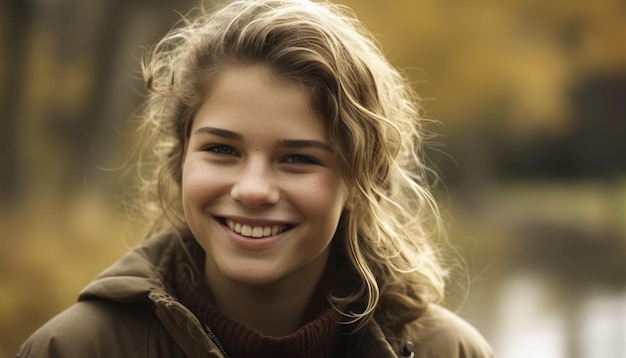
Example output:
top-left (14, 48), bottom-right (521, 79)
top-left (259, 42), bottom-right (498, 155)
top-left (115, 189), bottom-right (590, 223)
top-left (226, 219), bottom-right (287, 238)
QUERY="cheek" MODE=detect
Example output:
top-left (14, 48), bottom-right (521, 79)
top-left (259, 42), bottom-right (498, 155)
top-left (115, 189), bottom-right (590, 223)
top-left (181, 160), bottom-right (196, 206)
top-left (181, 159), bottom-right (222, 210)
top-left (292, 174), bottom-right (347, 220)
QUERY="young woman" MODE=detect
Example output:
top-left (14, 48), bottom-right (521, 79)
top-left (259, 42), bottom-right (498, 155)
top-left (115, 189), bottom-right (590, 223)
top-left (18, 0), bottom-right (493, 357)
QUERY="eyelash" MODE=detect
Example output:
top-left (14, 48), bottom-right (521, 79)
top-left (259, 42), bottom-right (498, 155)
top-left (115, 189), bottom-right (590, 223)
top-left (203, 145), bottom-right (318, 165)
top-left (204, 145), bottom-right (239, 156)
top-left (283, 155), bottom-right (318, 165)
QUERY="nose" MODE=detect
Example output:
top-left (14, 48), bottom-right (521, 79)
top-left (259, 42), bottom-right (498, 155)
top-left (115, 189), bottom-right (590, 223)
top-left (230, 159), bottom-right (280, 208)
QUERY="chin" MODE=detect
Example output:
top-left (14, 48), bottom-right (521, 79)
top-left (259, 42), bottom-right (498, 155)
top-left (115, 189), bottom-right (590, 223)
top-left (220, 263), bottom-right (284, 287)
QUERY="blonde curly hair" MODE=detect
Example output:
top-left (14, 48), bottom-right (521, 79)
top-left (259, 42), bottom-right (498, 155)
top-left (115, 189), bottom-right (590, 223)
top-left (138, 0), bottom-right (446, 342)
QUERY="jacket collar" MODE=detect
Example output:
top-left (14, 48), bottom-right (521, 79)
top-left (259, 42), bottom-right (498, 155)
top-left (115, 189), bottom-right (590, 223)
top-left (357, 321), bottom-right (399, 357)
top-left (77, 230), bottom-right (404, 357)
top-left (78, 230), bottom-right (178, 302)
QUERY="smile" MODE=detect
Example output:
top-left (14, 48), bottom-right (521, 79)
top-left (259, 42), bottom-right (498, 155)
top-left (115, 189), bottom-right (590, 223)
top-left (225, 219), bottom-right (289, 238)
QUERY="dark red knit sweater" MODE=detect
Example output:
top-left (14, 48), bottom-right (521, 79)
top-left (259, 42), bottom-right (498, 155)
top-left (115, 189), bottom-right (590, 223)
top-left (174, 248), bottom-right (348, 357)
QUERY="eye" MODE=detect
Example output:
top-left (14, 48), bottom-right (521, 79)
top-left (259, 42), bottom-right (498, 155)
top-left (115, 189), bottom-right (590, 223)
top-left (283, 154), bottom-right (318, 165)
top-left (204, 145), bottom-right (239, 156)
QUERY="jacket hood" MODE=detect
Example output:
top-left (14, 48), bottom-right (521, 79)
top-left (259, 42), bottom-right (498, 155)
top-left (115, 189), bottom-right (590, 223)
top-left (78, 231), bottom-right (177, 303)
top-left (73, 230), bottom-right (493, 358)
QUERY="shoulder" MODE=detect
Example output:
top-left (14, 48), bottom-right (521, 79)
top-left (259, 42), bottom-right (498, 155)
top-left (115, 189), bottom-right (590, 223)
top-left (407, 304), bottom-right (493, 358)
top-left (17, 299), bottom-right (182, 358)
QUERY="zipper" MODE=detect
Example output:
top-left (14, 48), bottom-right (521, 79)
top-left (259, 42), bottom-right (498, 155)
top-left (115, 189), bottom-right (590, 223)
top-left (203, 323), bottom-right (230, 358)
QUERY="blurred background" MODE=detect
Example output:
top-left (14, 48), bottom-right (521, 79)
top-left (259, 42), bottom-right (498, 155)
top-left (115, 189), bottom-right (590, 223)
top-left (0, 0), bottom-right (624, 357)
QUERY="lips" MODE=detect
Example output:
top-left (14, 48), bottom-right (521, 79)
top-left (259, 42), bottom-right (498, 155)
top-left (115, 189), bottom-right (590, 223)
top-left (225, 219), bottom-right (289, 238)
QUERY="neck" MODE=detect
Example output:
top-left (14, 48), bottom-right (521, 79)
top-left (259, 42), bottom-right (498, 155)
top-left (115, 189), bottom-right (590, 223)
top-left (203, 250), bottom-right (330, 336)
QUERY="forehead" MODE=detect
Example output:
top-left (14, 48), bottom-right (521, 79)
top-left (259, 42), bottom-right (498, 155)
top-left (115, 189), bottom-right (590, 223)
top-left (191, 65), bottom-right (329, 140)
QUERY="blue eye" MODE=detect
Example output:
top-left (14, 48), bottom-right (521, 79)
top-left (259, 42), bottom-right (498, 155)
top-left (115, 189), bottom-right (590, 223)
top-left (284, 155), bottom-right (317, 165)
top-left (205, 145), bottom-right (238, 156)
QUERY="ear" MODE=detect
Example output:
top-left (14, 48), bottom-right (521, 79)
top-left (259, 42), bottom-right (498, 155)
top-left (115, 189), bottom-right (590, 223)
top-left (335, 210), bottom-right (348, 234)
top-left (340, 179), bottom-right (352, 211)
top-left (342, 198), bottom-right (353, 213)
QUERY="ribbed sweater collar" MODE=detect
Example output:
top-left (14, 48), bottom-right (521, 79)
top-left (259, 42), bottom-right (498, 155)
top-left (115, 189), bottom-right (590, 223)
top-left (173, 244), bottom-right (345, 358)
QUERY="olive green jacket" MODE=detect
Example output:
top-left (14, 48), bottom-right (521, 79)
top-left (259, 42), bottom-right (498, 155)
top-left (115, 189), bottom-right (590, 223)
top-left (17, 232), bottom-right (493, 357)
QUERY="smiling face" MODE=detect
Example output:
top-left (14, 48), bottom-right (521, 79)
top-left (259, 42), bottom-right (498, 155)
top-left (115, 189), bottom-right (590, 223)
top-left (182, 65), bottom-right (348, 288)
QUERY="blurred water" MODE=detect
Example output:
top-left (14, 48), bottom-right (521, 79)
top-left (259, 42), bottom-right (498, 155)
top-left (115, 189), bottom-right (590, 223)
top-left (578, 287), bottom-right (626, 358)
top-left (493, 272), bottom-right (568, 358)
top-left (454, 181), bottom-right (626, 358)
top-left (467, 270), bottom-right (626, 358)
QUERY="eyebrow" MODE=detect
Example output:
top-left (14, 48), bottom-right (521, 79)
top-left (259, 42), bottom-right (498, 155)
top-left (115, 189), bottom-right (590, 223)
top-left (194, 126), bottom-right (333, 152)
top-left (194, 126), bottom-right (243, 140)
top-left (276, 139), bottom-right (333, 152)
